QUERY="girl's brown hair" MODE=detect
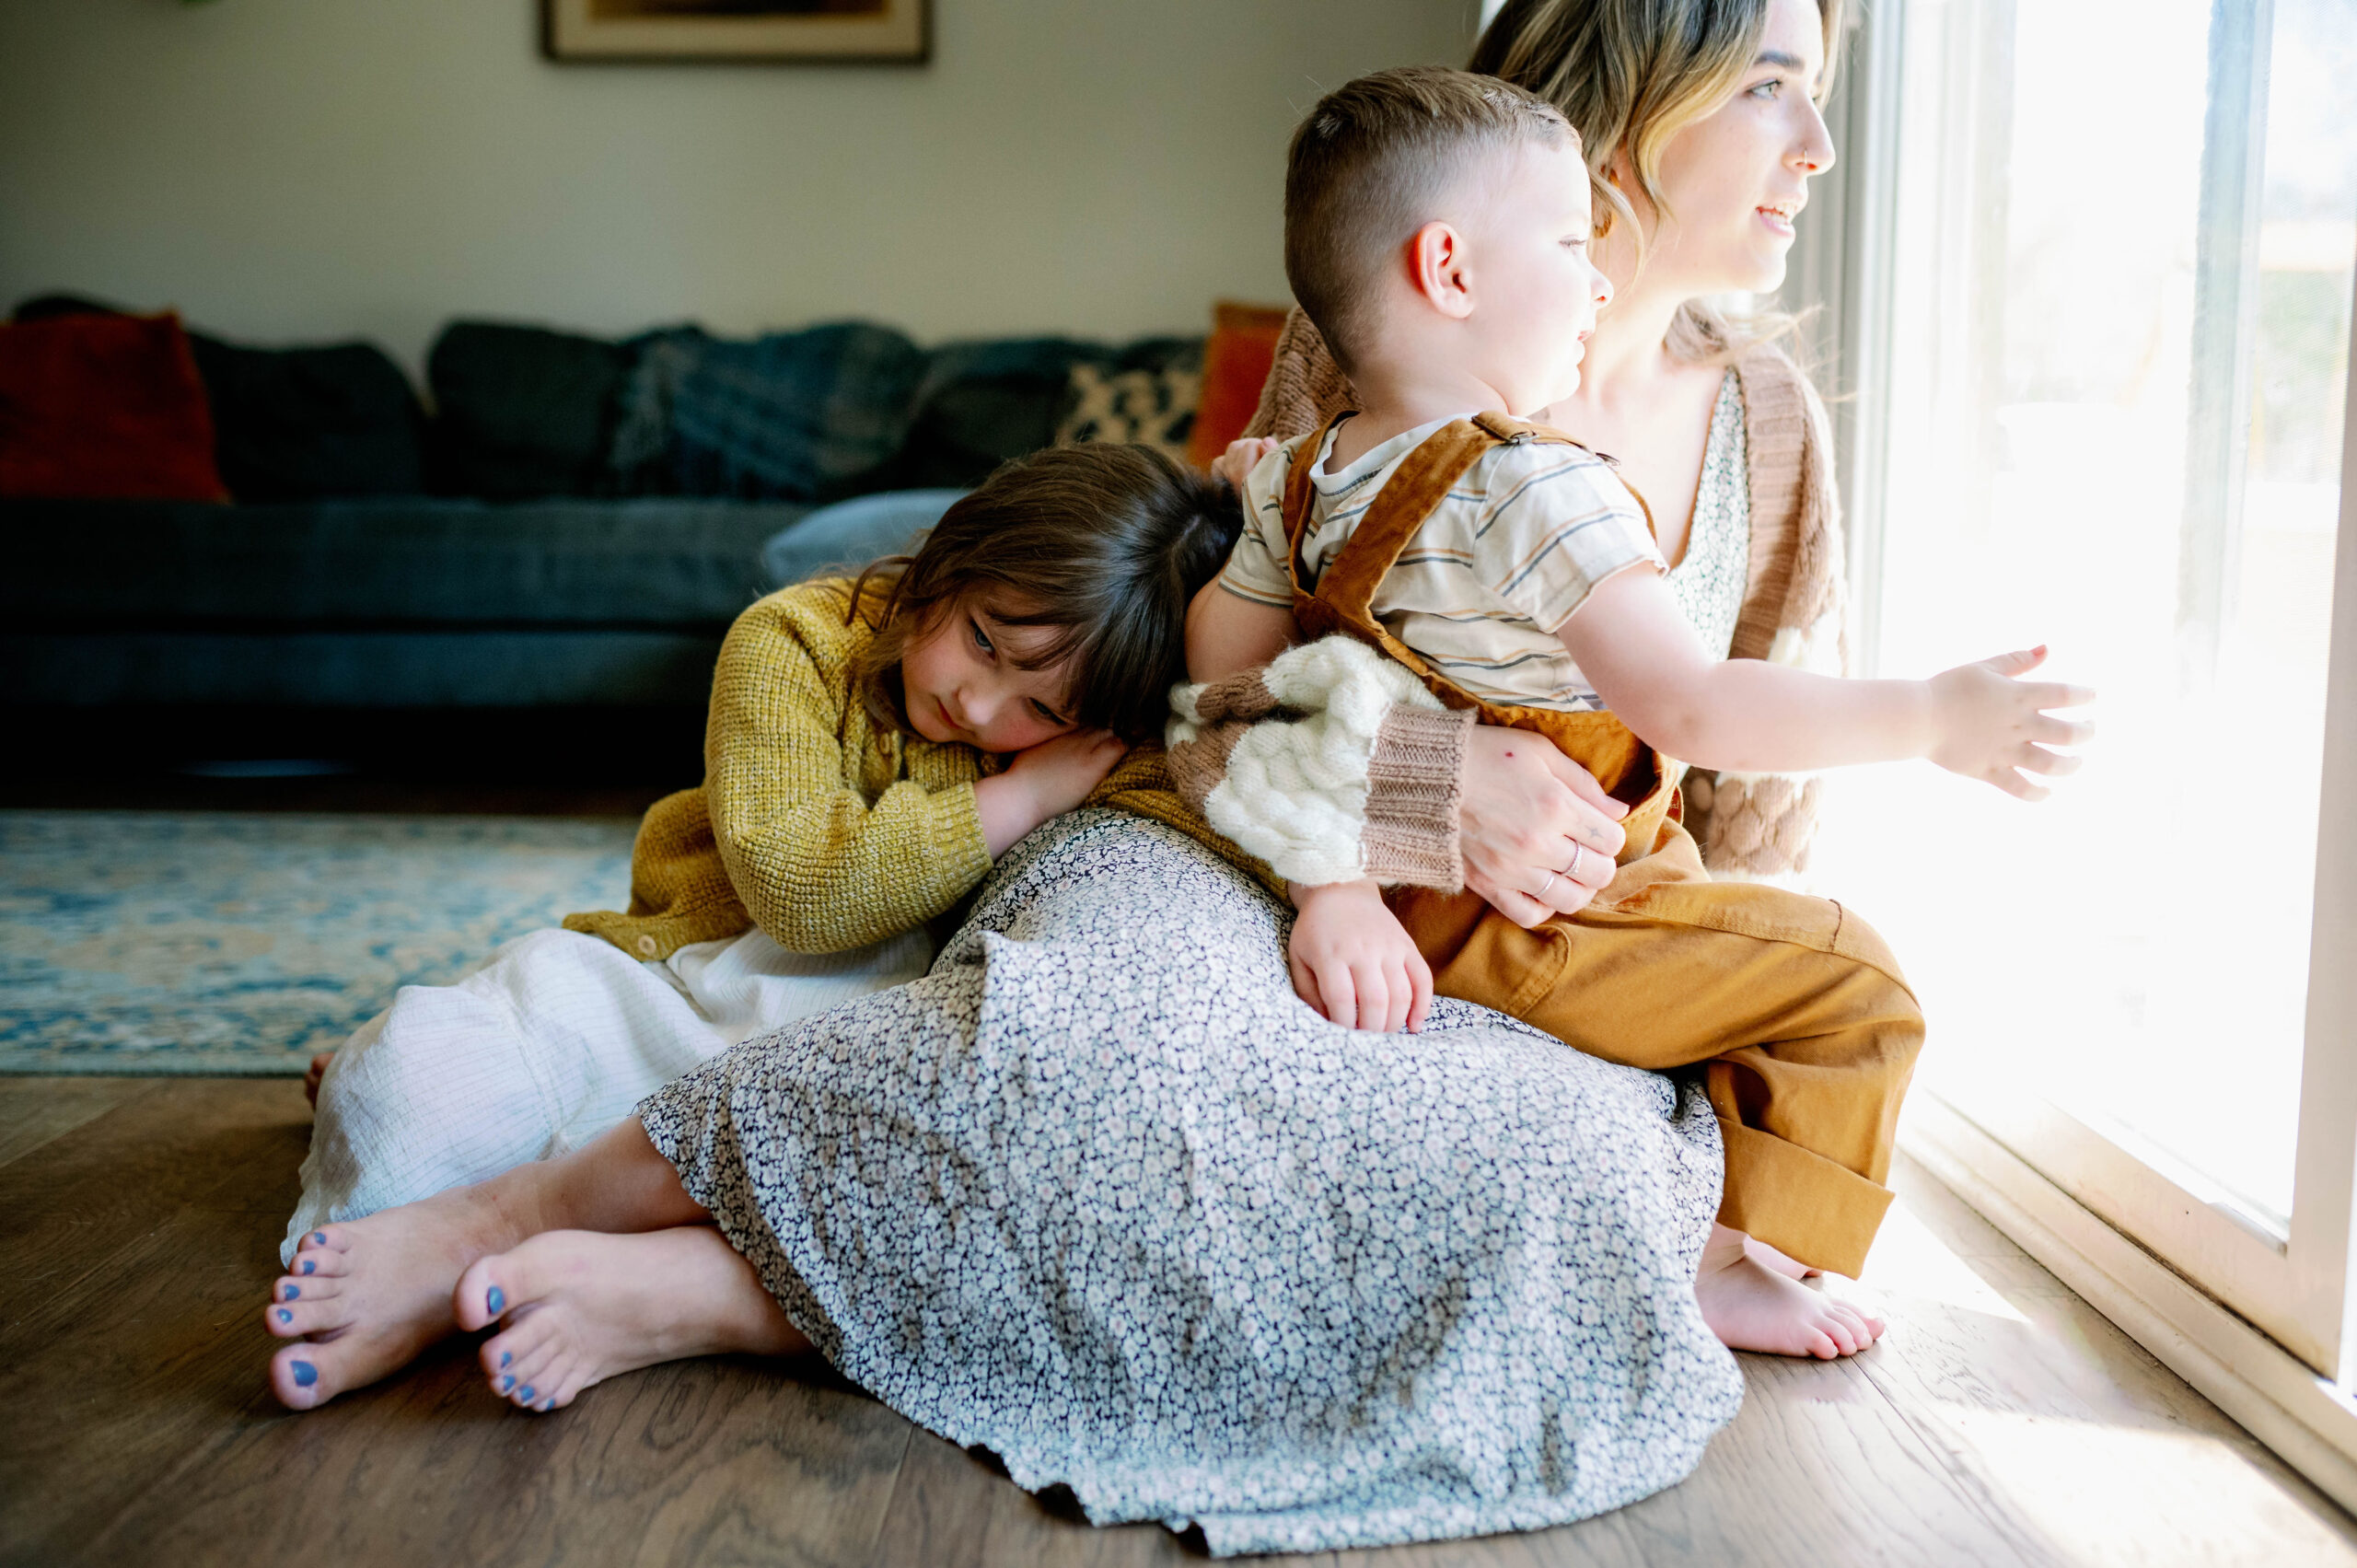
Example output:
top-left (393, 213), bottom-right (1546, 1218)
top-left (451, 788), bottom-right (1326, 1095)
top-left (1469, 0), bottom-right (1846, 362)
top-left (839, 442), bottom-right (1242, 744)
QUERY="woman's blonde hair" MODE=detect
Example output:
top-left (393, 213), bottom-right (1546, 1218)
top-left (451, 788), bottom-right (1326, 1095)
top-left (1469, 0), bottom-right (1846, 362)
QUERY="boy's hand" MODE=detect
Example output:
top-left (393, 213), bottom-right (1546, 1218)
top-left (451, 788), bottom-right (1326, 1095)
top-left (1286, 878), bottom-right (1432, 1033)
top-left (1211, 436), bottom-right (1282, 494)
top-left (1925, 645), bottom-right (2096, 801)
top-left (974, 729), bottom-right (1128, 855)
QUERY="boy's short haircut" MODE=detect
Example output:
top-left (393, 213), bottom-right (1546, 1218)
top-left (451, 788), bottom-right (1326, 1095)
top-left (1284, 65), bottom-right (1576, 376)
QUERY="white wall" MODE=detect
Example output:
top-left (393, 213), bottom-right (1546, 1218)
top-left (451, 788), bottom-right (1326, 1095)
top-left (0, 0), bottom-right (1475, 376)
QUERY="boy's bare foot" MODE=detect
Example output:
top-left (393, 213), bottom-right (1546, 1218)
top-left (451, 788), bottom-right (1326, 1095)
top-left (263, 1183), bottom-right (534, 1410)
top-left (303, 1051), bottom-right (334, 1108)
top-left (1744, 1234), bottom-right (1822, 1280)
top-left (1696, 1224), bottom-right (1883, 1359)
top-left (453, 1226), bottom-right (807, 1412)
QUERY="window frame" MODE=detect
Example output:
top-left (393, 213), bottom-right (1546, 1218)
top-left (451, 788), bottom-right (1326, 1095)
top-left (1807, 0), bottom-right (2357, 1499)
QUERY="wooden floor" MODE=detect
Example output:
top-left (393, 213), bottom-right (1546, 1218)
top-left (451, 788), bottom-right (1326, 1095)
top-left (3, 1075), bottom-right (2353, 1568)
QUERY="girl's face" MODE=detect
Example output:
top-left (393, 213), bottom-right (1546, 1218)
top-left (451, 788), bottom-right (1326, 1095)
top-left (900, 596), bottom-right (1079, 753)
top-left (1612, 0), bottom-right (1837, 297)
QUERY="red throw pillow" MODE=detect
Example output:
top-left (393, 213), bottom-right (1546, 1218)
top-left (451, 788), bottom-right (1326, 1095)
top-left (0, 311), bottom-right (228, 500)
top-left (1186, 300), bottom-right (1293, 470)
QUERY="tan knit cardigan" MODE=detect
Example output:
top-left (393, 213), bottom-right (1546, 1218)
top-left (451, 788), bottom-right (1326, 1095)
top-left (1238, 307), bottom-right (1847, 877)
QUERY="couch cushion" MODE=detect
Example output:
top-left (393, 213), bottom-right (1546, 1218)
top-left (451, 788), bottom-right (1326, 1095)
top-left (3, 496), bottom-right (803, 628)
top-left (427, 321), bottom-right (632, 499)
top-left (188, 334), bottom-right (426, 500)
top-left (880, 335), bottom-right (1200, 492)
top-left (609, 321), bottom-right (928, 501)
top-left (1187, 300), bottom-right (1290, 467)
top-left (0, 313), bottom-right (227, 502)
top-left (1051, 362), bottom-right (1200, 460)
top-left (760, 488), bottom-right (966, 589)
top-left (9, 294), bottom-right (427, 501)
top-left (3, 629), bottom-right (727, 708)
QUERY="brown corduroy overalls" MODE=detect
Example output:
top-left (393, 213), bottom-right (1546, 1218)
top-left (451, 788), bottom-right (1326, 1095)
top-left (1282, 412), bottom-right (1924, 1276)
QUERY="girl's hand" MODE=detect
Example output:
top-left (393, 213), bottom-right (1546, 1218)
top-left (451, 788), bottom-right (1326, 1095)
top-left (973, 728), bottom-right (1129, 856)
top-left (1460, 725), bottom-right (1628, 927)
top-left (1924, 645), bottom-right (2096, 801)
top-left (1286, 878), bottom-right (1432, 1033)
top-left (1212, 436), bottom-right (1282, 494)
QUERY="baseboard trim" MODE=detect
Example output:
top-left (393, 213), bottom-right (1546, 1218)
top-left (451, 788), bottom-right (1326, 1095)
top-left (1903, 1094), bottom-right (2357, 1514)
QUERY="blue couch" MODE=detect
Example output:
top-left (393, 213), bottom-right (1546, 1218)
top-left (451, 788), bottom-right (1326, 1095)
top-left (4, 308), bottom-right (1191, 720)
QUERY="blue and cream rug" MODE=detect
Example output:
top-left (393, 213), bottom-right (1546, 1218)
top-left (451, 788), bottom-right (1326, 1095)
top-left (0, 812), bottom-right (638, 1075)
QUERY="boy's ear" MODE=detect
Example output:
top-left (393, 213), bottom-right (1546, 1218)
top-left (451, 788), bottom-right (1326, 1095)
top-left (1406, 221), bottom-right (1477, 321)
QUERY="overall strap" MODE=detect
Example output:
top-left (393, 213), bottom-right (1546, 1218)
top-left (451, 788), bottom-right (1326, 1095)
top-left (1317, 412), bottom-right (1593, 615)
top-left (1309, 419), bottom-right (1499, 623)
top-left (1280, 410), bottom-right (1353, 584)
top-left (1280, 411), bottom-right (1586, 597)
top-left (1280, 412), bottom-right (1588, 690)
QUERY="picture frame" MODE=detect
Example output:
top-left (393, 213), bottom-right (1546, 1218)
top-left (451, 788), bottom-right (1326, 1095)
top-left (542, 0), bottom-right (930, 64)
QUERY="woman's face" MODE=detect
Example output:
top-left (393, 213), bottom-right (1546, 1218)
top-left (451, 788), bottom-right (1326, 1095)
top-left (1619, 0), bottom-right (1837, 296)
top-left (899, 595), bottom-right (1078, 754)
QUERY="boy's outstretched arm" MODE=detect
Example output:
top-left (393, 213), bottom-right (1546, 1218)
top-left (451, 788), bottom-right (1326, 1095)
top-left (1562, 566), bottom-right (2096, 798)
top-left (1187, 579), bottom-right (1296, 683)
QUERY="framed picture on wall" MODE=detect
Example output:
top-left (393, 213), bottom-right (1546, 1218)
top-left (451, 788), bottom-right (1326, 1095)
top-left (542, 0), bottom-right (929, 64)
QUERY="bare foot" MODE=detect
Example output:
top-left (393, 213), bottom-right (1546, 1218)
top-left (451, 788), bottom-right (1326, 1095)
top-left (262, 1183), bottom-right (535, 1410)
top-left (1745, 1234), bottom-right (1822, 1280)
top-left (303, 1051), bottom-right (333, 1108)
top-left (1696, 1224), bottom-right (1883, 1359)
top-left (453, 1226), bottom-right (807, 1412)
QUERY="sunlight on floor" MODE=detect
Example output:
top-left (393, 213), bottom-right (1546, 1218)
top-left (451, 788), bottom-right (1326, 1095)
top-left (1857, 1163), bottom-right (2357, 1567)
top-left (1932, 1405), bottom-right (2357, 1568)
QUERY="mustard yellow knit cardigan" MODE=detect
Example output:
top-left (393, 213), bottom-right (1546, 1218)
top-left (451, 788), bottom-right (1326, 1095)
top-left (567, 581), bottom-right (1271, 962)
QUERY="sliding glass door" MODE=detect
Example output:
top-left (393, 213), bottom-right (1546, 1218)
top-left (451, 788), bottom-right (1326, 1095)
top-left (1810, 0), bottom-right (2357, 1375)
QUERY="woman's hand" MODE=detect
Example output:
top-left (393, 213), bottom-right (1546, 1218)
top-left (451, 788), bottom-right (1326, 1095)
top-left (1286, 878), bottom-right (1431, 1033)
top-left (1459, 725), bottom-right (1629, 927)
top-left (972, 728), bottom-right (1129, 857)
top-left (1211, 436), bottom-right (1282, 494)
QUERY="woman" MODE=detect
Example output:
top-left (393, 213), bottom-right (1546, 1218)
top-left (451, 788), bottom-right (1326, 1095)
top-left (1229, 0), bottom-right (1851, 928)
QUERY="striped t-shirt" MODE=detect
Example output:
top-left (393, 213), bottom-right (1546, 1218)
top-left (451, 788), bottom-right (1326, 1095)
top-left (1220, 413), bottom-right (1664, 713)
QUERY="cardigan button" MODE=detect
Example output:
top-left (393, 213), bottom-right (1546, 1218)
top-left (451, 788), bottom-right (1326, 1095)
top-left (636, 935), bottom-right (659, 957)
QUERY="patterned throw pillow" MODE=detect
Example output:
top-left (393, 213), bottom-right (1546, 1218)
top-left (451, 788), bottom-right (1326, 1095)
top-left (1051, 362), bottom-right (1202, 461)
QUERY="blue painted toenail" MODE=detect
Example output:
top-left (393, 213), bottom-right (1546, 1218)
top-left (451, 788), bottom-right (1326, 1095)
top-left (311, 1232), bottom-right (326, 1245)
top-left (301, 1260), bottom-right (315, 1274)
top-left (487, 1286), bottom-right (505, 1316)
top-left (518, 1386), bottom-right (535, 1401)
top-left (500, 1351), bottom-right (511, 1368)
top-left (292, 1361), bottom-right (317, 1387)
top-left (283, 1284), bottom-right (298, 1300)
top-left (501, 1376), bottom-right (514, 1391)
top-left (541, 1400), bottom-right (554, 1411)
top-left (276, 1308), bottom-right (293, 1324)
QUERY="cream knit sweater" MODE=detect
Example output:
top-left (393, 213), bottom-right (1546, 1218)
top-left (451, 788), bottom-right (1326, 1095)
top-left (1232, 307), bottom-right (1847, 879)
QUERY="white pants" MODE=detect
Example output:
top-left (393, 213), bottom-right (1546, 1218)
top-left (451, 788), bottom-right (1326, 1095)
top-left (282, 924), bottom-right (932, 1264)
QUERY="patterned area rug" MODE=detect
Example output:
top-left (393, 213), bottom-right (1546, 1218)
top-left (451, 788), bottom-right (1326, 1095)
top-left (0, 812), bottom-right (638, 1075)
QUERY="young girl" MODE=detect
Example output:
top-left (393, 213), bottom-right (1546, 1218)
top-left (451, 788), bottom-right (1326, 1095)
top-left (273, 442), bottom-right (1242, 1400)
